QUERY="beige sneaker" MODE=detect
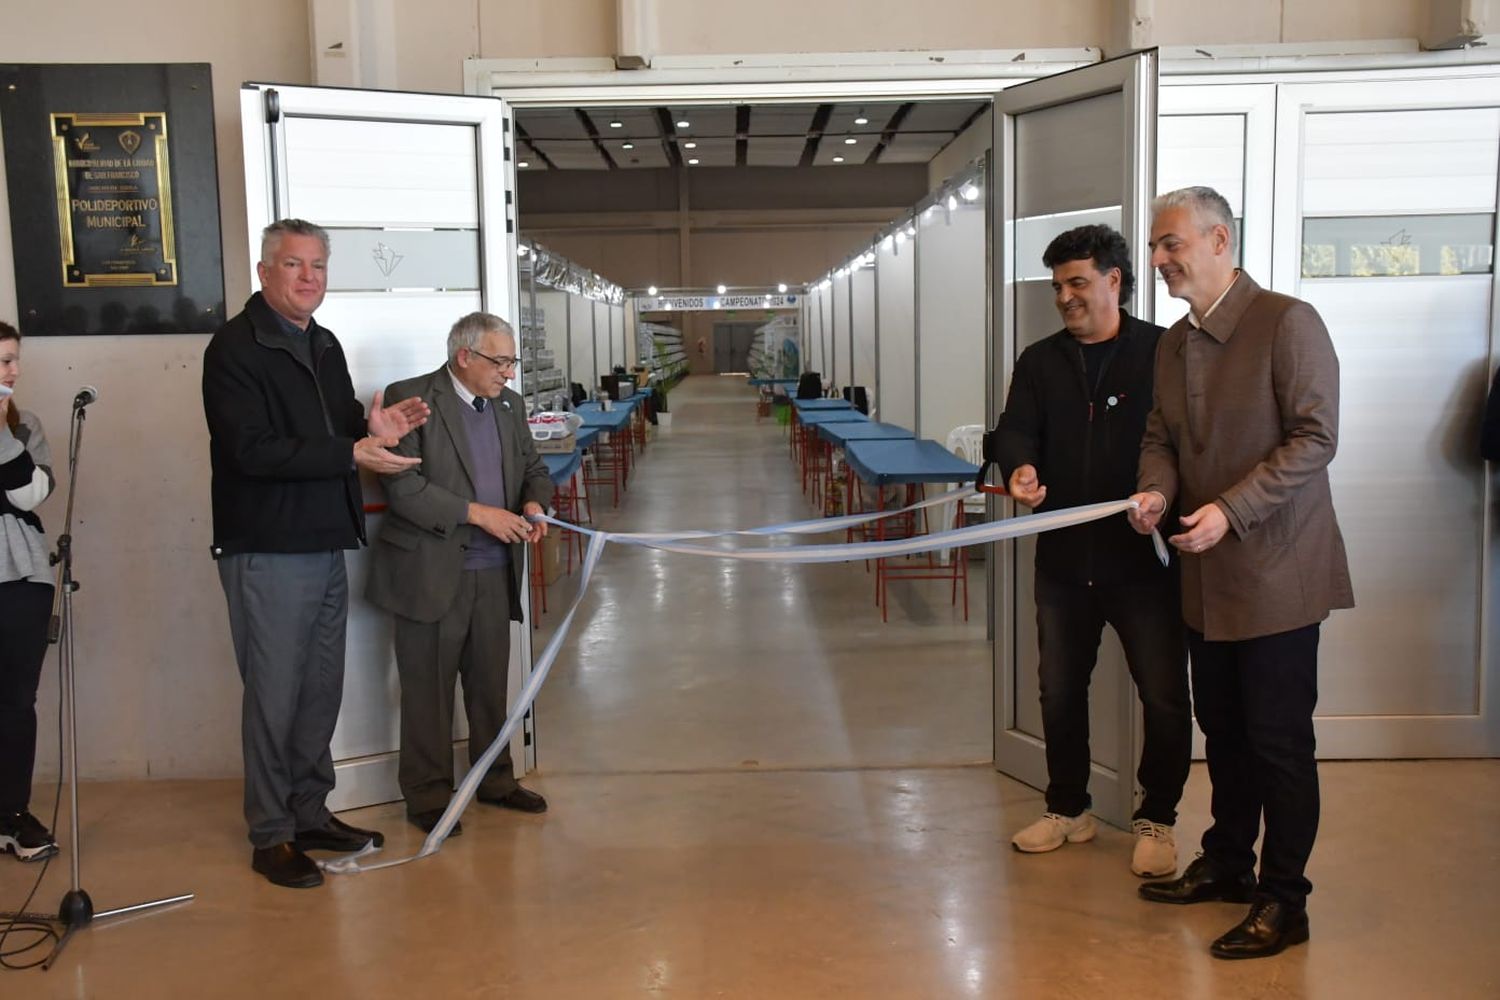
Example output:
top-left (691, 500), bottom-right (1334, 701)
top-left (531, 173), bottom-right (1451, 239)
top-left (1131, 819), bottom-right (1177, 877)
top-left (1011, 812), bottom-right (1096, 853)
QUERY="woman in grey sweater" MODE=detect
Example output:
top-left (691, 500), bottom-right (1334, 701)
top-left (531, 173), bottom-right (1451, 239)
top-left (0, 321), bottom-right (58, 862)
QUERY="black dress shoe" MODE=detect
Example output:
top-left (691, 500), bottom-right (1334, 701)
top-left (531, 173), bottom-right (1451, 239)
top-left (480, 786), bottom-right (548, 814)
top-left (1139, 855), bottom-right (1256, 905)
top-left (1211, 897), bottom-right (1310, 960)
top-left (251, 843), bottom-right (323, 889)
top-left (409, 809), bottom-right (462, 837)
top-left (294, 815), bottom-right (385, 853)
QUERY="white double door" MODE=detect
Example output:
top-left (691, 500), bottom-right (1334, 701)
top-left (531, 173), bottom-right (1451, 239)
top-left (240, 84), bottom-right (532, 809)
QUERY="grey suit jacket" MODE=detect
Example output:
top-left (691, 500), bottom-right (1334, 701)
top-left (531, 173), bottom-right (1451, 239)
top-left (365, 365), bottom-right (554, 624)
top-left (1138, 273), bottom-right (1354, 641)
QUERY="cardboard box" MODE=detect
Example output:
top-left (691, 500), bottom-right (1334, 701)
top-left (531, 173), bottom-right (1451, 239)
top-left (534, 432), bottom-right (576, 454)
top-left (539, 530), bottom-right (563, 585)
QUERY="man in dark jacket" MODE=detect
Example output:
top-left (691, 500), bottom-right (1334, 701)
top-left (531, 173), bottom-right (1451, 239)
top-left (991, 225), bottom-right (1190, 878)
top-left (203, 219), bottom-right (428, 889)
top-left (1483, 366), bottom-right (1500, 463)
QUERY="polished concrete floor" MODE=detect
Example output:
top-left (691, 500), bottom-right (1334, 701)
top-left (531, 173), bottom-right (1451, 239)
top-left (3, 377), bottom-right (1497, 997)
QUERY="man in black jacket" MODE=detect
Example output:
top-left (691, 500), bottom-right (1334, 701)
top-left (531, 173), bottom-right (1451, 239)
top-left (1484, 366), bottom-right (1500, 463)
top-left (991, 225), bottom-right (1190, 877)
top-left (203, 219), bottom-right (429, 888)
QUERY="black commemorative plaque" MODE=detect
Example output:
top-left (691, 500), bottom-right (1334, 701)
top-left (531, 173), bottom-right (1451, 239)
top-left (0, 64), bottom-right (224, 335)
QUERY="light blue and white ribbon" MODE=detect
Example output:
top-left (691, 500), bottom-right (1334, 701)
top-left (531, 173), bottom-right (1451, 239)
top-left (322, 492), bottom-right (1163, 874)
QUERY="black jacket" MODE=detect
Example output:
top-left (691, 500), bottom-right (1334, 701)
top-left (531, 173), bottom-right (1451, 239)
top-left (992, 311), bottom-right (1172, 587)
top-left (203, 293), bottom-right (367, 558)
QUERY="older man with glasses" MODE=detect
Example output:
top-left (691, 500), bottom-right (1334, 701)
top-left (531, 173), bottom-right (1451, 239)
top-left (366, 311), bottom-right (554, 834)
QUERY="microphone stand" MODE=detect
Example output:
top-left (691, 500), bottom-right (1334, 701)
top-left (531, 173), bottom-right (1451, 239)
top-left (0, 398), bottom-right (193, 969)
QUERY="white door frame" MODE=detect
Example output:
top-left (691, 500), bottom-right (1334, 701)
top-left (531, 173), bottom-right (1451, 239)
top-left (240, 83), bottom-right (534, 809)
top-left (989, 52), bottom-right (1159, 828)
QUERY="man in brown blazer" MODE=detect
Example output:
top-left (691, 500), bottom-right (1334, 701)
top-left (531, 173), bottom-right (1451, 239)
top-left (1127, 187), bottom-right (1354, 961)
top-left (367, 312), bottom-right (554, 834)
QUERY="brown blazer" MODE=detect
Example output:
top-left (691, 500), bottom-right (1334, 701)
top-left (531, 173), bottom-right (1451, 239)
top-left (1138, 273), bottom-right (1354, 641)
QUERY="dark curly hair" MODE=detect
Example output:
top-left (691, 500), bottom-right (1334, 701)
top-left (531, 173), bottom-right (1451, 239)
top-left (1, 320), bottom-right (19, 430)
top-left (1041, 224), bottom-right (1135, 305)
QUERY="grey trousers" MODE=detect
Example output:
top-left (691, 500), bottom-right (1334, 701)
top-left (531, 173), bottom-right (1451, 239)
top-left (217, 551), bottom-right (347, 849)
top-left (392, 567), bottom-right (518, 815)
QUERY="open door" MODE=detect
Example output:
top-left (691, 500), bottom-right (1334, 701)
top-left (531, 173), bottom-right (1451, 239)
top-left (990, 52), bottom-right (1158, 828)
top-left (239, 83), bottom-right (531, 810)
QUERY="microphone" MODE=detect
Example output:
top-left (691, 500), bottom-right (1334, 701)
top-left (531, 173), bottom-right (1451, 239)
top-left (73, 385), bottom-right (100, 409)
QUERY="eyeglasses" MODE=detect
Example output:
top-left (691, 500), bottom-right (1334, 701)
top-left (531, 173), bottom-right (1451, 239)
top-left (468, 347), bottom-right (519, 371)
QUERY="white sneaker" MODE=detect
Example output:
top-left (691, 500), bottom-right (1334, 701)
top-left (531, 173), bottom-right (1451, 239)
top-left (1011, 812), bottom-right (1096, 853)
top-left (1131, 819), bottom-right (1177, 877)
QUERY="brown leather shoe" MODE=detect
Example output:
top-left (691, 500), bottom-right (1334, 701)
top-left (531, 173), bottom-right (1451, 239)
top-left (1210, 897), bottom-right (1310, 959)
top-left (481, 786), bottom-right (548, 814)
top-left (251, 843), bottom-right (323, 888)
top-left (1138, 855), bottom-right (1256, 905)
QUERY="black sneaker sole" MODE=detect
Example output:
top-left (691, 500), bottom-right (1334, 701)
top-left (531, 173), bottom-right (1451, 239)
top-left (1, 838), bottom-right (60, 862)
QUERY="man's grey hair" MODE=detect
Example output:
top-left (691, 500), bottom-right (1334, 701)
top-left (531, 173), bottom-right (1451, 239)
top-left (261, 219), bottom-right (330, 263)
top-left (1152, 186), bottom-right (1237, 252)
top-left (447, 311), bottom-right (515, 363)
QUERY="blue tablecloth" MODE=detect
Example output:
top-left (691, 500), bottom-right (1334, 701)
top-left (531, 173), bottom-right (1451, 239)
top-left (577, 398), bottom-right (638, 417)
top-left (792, 398), bottom-right (852, 412)
top-left (576, 407), bottom-right (632, 432)
top-left (816, 420), bottom-right (914, 446)
top-left (542, 451), bottom-right (582, 486)
top-left (574, 426), bottom-right (601, 450)
top-left (797, 410), bottom-right (870, 426)
top-left (844, 439), bottom-right (980, 486)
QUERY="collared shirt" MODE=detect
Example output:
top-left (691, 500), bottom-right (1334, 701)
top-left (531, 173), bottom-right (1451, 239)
top-left (1187, 270), bottom-right (1241, 330)
top-left (448, 367), bottom-right (481, 409)
top-left (268, 305), bottom-right (314, 369)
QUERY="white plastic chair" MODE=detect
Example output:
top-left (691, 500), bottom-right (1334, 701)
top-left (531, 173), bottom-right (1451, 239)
top-left (939, 424), bottom-right (986, 564)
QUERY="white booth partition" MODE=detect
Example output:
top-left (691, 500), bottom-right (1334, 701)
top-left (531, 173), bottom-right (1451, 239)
top-left (850, 265), bottom-right (877, 401)
top-left (830, 271), bottom-right (851, 389)
top-left (611, 303), bottom-right (628, 370)
top-left (915, 189), bottom-right (987, 441)
top-left (594, 299), bottom-right (613, 373)
top-left (537, 287), bottom-right (571, 388)
top-left (875, 232), bottom-right (917, 428)
top-left (806, 283), bottom-right (826, 380)
top-left (569, 284), bottom-right (598, 393)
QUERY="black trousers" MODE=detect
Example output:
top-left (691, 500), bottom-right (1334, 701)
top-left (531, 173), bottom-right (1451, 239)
top-left (0, 580), bottom-right (54, 815)
top-left (1190, 623), bottom-right (1321, 909)
top-left (1035, 573), bottom-right (1191, 824)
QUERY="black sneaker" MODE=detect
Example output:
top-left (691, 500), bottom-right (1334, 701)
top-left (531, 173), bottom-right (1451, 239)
top-left (0, 811), bottom-right (60, 862)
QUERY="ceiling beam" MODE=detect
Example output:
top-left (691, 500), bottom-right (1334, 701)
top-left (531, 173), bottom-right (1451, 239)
top-left (513, 122), bottom-right (557, 171)
top-left (864, 102), bottom-right (914, 165)
top-left (735, 104), bottom-right (751, 167)
top-left (797, 104), bottom-right (834, 168)
top-left (574, 108), bottom-right (619, 170)
top-left (654, 106), bottom-right (684, 168)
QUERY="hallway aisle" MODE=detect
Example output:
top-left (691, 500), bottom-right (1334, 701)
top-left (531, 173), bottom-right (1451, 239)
top-left (533, 375), bottom-right (991, 774)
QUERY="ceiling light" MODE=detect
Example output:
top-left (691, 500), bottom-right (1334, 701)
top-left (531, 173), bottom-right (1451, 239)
top-left (854, 115), bottom-right (869, 125)
top-left (947, 195), bottom-right (959, 210)
top-left (843, 137), bottom-right (857, 145)
top-left (895, 230), bottom-right (907, 245)
top-left (962, 183), bottom-right (980, 201)
top-left (609, 120), bottom-right (623, 128)
top-left (683, 141), bottom-right (697, 149)
top-left (717, 284), bottom-right (727, 294)
top-left (883, 235), bottom-right (895, 251)
top-left (687, 157), bottom-right (700, 165)
top-left (647, 285), bottom-right (658, 296)
top-left (663, 302), bottom-right (672, 310)
top-left (518, 161), bottom-right (530, 168)
top-left (777, 283), bottom-right (788, 293)
top-left (676, 119), bottom-right (690, 128)
top-left (832, 155), bottom-right (845, 163)
top-left (906, 224), bottom-right (916, 237)
top-left (622, 142), bottom-right (635, 150)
